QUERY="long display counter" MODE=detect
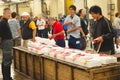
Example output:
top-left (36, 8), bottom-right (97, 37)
top-left (13, 46), bottom-right (120, 80)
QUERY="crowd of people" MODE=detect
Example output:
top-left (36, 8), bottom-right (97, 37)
top-left (0, 4), bottom-right (120, 80)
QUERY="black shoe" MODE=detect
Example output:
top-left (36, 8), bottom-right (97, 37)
top-left (10, 77), bottom-right (13, 80)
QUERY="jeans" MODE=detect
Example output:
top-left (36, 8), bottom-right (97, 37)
top-left (43, 28), bottom-right (48, 38)
top-left (38, 30), bottom-right (44, 37)
top-left (0, 40), bottom-right (13, 80)
top-left (68, 35), bottom-right (81, 49)
top-left (80, 37), bottom-right (86, 50)
top-left (55, 39), bottom-right (65, 47)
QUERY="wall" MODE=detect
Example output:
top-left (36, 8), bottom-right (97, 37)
top-left (0, 5), bottom-right (6, 15)
top-left (18, 2), bottom-right (31, 16)
top-left (58, 0), bottom-right (65, 16)
top-left (74, 0), bottom-right (84, 12)
top-left (44, 0), bottom-right (65, 17)
top-left (33, 0), bottom-right (42, 17)
top-left (10, 4), bottom-right (16, 12)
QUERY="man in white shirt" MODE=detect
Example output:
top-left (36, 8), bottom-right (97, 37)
top-left (114, 12), bottom-right (120, 36)
top-left (36, 17), bottom-right (46, 37)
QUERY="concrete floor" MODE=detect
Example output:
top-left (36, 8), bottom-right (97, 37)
top-left (0, 53), bottom-right (29, 80)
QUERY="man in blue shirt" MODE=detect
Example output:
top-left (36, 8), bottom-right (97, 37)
top-left (8, 12), bottom-right (21, 46)
top-left (64, 5), bottom-right (85, 49)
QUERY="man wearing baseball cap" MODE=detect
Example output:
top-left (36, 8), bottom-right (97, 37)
top-left (21, 12), bottom-right (36, 47)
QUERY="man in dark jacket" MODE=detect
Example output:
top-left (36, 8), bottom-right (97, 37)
top-left (0, 8), bottom-right (13, 80)
top-left (21, 12), bottom-right (36, 48)
top-left (89, 5), bottom-right (115, 54)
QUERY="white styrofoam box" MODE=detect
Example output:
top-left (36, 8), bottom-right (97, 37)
top-left (74, 56), bottom-right (91, 64)
top-left (57, 52), bottom-right (72, 60)
top-left (49, 52), bottom-right (57, 58)
top-left (85, 53), bottom-right (99, 58)
top-left (56, 53), bottom-right (64, 60)
top-left (35, 37), bottom-right (55, 45)
top-left (99, 56), bottom-right (117, 64)
top-left (28, 47), bottom-right (32, 52)
top-left (39, 47), bottom-right (51, 55)
top-left (65, 53), bottom-right (78, 63)
top-left (49, 49), bottom-right (57, 58)
top-left (84, 59), bottom-right (102, 68)
top-left (74, 57), bottom-right (102, 68)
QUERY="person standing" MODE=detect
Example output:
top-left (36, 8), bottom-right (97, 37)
top-left (21, 12), bottom-right (36, 48)
top-left (89, 5), bottom-right (115, 54)
top-left (114, 12), bottom-right (120, 37)
top-left (36, 17), bottom-right (46, 38)
top-left (78, 9), bottom-right (88, 50)
top-left (48, 18), bottom-right (65, 47)
top-left (8, 12), bottom-right (21, 46)
top-left (61, 15), bottom-right (68, 40)
top-left (64, 5), bottom-right (85, 49)
top-left (0, 8), bottom-right (13, 80)
top-left (43, 17), bottom-right (49, 38)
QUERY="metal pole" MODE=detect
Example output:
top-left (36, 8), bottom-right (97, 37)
top-left (16, 3), bottom-right (19, 14)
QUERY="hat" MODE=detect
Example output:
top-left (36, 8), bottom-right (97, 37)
top-left (21, 12), bottom-right (30, 16)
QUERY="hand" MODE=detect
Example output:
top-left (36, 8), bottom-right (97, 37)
top-left (32, 38), bottom-right (36, 42)
top-left (71, 21), bottom-right (75, 25)
top-left (94, 36), bottom-right (104, 43)
top-left (82, 34), bottom-right (86, 38)
top-left (67, 29), bottom-right (72, 34)
top-left (68, 21), bottom-right (75, 25)
top-left (50, 34), bottom-right (57, 40)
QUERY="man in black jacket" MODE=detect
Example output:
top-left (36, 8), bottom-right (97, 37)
top-left (89, 5), bottom-right (115, 54)
top-left (0, 8), bottom-right (13, 80)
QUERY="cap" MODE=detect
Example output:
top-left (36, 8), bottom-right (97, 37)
top-left (21, 12), bottom-right (30, 16)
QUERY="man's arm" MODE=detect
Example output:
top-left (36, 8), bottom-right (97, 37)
top-left (55, 30), bottom-right (64, 37)
top-left (50, 30), bottom-right (64, 39)
top-left (32, 29), bottom-right (36, 42)
top-left (67, 26), bottom-right (79, 34)
top-left (17, 28), bottom-right (21, 37)
top-left (63, 21), bottom-right (72, 26)
top-left (29, 21), bottom-right (37, 42)
top-left (80, 27), bottom-right (85, 37)
top-left (94, 20), bottom-right (115, 42)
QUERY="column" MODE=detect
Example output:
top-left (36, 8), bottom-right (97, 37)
top-left (117, 0), bottom-right (120, 13)
top-left (33, 0), bottom-right (42, 16)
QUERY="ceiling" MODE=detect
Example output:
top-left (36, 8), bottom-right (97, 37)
top-left (0, 0), bottom-right (30, 5)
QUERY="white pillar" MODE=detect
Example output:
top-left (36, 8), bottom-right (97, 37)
top-left (33, 0), bottom-right (42, 17)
